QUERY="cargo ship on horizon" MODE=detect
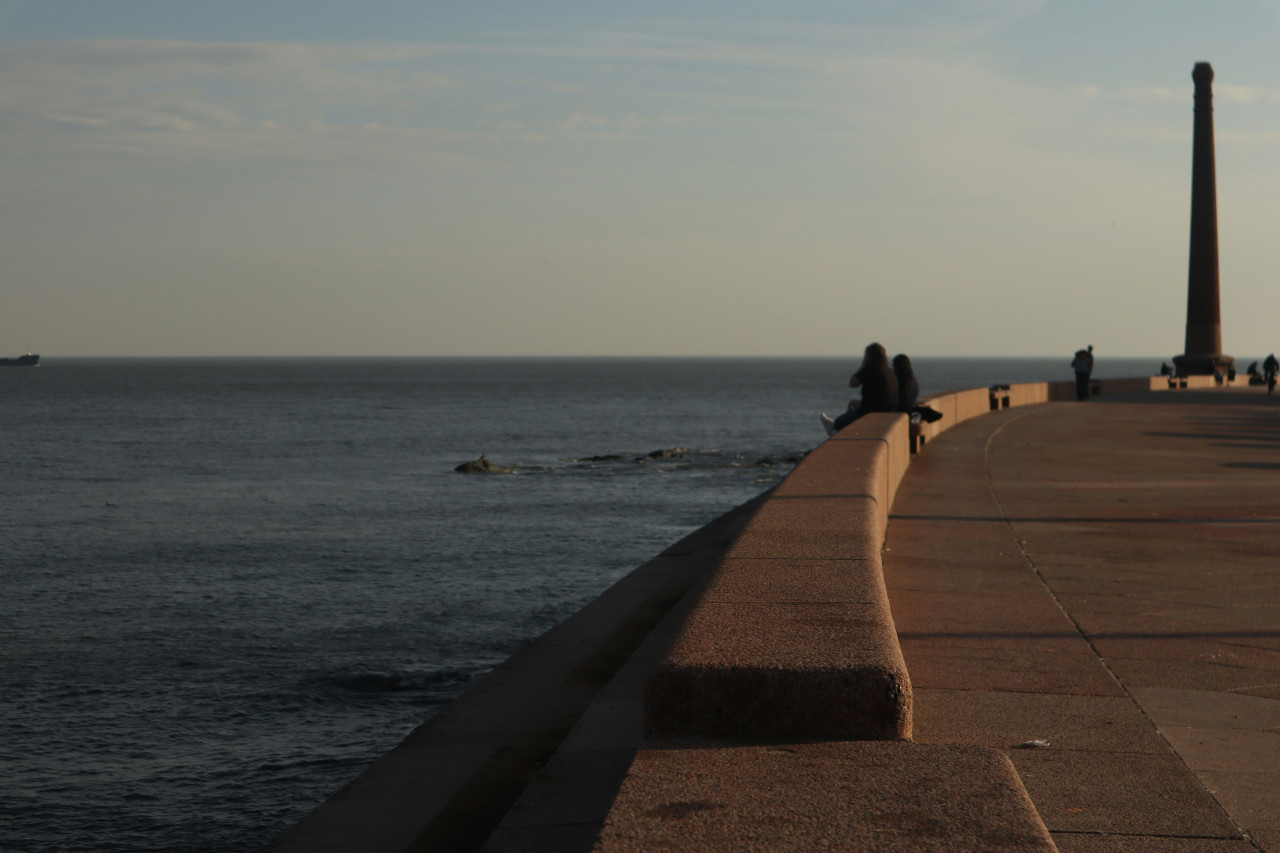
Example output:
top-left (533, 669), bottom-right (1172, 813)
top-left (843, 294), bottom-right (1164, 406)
top-left (0, 353), bottom-right (39, 366)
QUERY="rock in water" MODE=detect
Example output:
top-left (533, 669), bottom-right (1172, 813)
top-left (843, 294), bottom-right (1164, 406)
top-left (645, 447), bottom-right (693, 459)
top-left (454, 455), bottom-right (514, 474)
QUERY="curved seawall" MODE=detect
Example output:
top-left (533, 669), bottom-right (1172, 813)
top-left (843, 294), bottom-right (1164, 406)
top-left (268, 372), bottom-right (1235, 852)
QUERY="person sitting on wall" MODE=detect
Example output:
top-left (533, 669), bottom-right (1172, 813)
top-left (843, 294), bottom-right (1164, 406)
top-left (891, 353), bottom-right (943, 424)
top-left (1071, 345), bottom-right (1094, 401)
top-left (821, 342), bottom-right (898, 436)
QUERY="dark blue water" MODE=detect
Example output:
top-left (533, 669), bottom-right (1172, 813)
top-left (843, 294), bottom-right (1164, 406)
top-left (0, 356), bottom-right (1158, 852)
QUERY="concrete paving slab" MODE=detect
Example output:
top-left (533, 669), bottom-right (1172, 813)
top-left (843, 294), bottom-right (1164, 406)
top-left (1158, 726), bottom-right (1280, 774)
top-left (1021, 525), bottom-right (1280, 572)
top-left (1107, 657), bottom-right (1280, 694)
top-left (1070, 609), bottom-right (1280, 655)
top-left (1010, 751), bottom-right (1240, 837)
top-left (1253, 827), bottom-right (1280, 851)
top-left (1035, 570), bottom-right (1241, 597)
top-left (898, 638), bottom-right (1124, 696)
top-left (1050, 590), bottom-right (1223, 617)
top-left (1151, 584), bottom-right (1280, 609)
top-left (1236, 682), bottom-right (1280, 701)
top-left (1197, 769), bottom-right (1280, 832)
top-left (912, 688), bottom-right (1171, 754)
top-left (1087, 622), bottom-right (1280, 670)
top-left (1131, 686), bottom-right (1280, 731)
top-left (886, 560), bottom-right (1041, 596)
top-left (890, 586), bottom-right (1077, 636)
top-left (1157, 603), bottom-right (1280, 637)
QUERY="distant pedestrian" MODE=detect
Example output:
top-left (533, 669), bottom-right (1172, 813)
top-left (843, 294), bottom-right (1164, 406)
top-left (821, 342), bottom-right (899, 436)
top-left (1264, 353), bottom-right (1278, 395)
top-left (1071, 345), bottom-right (1094, 401)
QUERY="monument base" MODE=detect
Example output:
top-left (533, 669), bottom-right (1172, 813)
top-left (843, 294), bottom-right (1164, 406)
top-left (1173, 353), bottom-right (1234, 376)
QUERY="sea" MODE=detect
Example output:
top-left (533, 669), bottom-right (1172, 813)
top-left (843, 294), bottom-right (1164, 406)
top-left (0, 355), bottom-right (1159, 852)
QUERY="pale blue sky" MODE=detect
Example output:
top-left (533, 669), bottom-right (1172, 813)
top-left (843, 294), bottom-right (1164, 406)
top-left (4, 1), bottom-right (1280, 357)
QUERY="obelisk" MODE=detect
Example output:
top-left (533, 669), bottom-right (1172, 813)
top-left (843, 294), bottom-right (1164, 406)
top-left (1174, 62), bottom-right (1232, 376)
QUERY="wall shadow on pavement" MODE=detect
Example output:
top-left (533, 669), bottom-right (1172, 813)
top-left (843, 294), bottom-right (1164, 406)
top-left (1116, 391), bottom-right (1280, 459)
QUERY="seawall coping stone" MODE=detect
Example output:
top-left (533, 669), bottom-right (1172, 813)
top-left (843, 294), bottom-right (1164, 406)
top-left (645, 599), bottom-right (910, 740)
top-left (645, 416), bottom-right (911, 741)
top-left (699, 557), bottom-right (886, 604)
top-left (595, 740), bottom-right (1056, 852)
top-left (825, 412), bottom-right (910, 506)
top-left (772, 437), bottom-right (886, 500)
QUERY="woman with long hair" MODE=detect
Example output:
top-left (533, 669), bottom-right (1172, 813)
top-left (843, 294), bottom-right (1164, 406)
top-left (893, 353), bottom-right (918, 413)
top-left (822, 342), bottom-right (899, 435)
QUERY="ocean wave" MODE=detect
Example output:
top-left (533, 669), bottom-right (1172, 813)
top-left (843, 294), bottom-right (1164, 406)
top-left (559, 447), bottom-right (806, 469)
top-left (322, 668), bottom-right (476, 695)
top-left (458, 446), bottom-right (803, 475)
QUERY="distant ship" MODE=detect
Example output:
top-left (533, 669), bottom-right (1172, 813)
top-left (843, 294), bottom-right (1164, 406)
top-left (0, 353), bottom-right (39, 367)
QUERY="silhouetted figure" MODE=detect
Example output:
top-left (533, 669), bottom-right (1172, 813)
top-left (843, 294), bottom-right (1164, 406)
top-left (821, 342), bottom-right (898, 435)
top-left (1071, 345), bottom-right (1094, 401)
top-left (893, 354), bottom-right (919, 413)
top-left (892, 353), bottom-right (943, 425)
top-left (1265, 353), bottom-right (1278, 395)
top-left (1160, 362), bottom-right (1174, 376)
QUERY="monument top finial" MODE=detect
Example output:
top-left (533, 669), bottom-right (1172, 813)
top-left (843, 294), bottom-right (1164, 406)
top-left (1193, 62), bottom-right (1214, 85)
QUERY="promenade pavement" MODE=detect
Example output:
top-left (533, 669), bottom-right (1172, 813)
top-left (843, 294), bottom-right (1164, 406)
top-left (884, 389), bottom-right (1280, 851)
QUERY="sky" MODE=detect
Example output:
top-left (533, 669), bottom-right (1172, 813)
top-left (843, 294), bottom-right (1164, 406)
top-left (3, 1), bottom-right (1280, 358)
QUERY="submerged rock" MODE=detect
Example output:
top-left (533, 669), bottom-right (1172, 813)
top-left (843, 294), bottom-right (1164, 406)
top-left (454, 455), bottom-right (515, 474)
top-left (644, 447), bottom-right (694, 460)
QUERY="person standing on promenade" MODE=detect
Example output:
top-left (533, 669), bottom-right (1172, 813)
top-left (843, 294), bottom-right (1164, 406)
top-left (821, 342), bottom-right (898, 435)
top-left (1072, 345), bottom-right (1094, 401)
top-left (1264, 353), bottom-right (1278, 394)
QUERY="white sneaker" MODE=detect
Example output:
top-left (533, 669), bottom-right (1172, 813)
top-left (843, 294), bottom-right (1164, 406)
top-left (820, 412), bottom-right (836, 437)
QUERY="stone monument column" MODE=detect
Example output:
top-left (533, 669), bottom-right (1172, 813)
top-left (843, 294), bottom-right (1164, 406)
top-left (1174, 62), bottom-right (1233, 376)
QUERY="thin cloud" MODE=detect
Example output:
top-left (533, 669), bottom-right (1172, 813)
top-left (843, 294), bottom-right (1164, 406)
top-left (0, 39), bottom-right (466, 163)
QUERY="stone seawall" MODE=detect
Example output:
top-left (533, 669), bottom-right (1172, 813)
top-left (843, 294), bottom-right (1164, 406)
top-left (269, 372), bottom-right (1232, 852)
